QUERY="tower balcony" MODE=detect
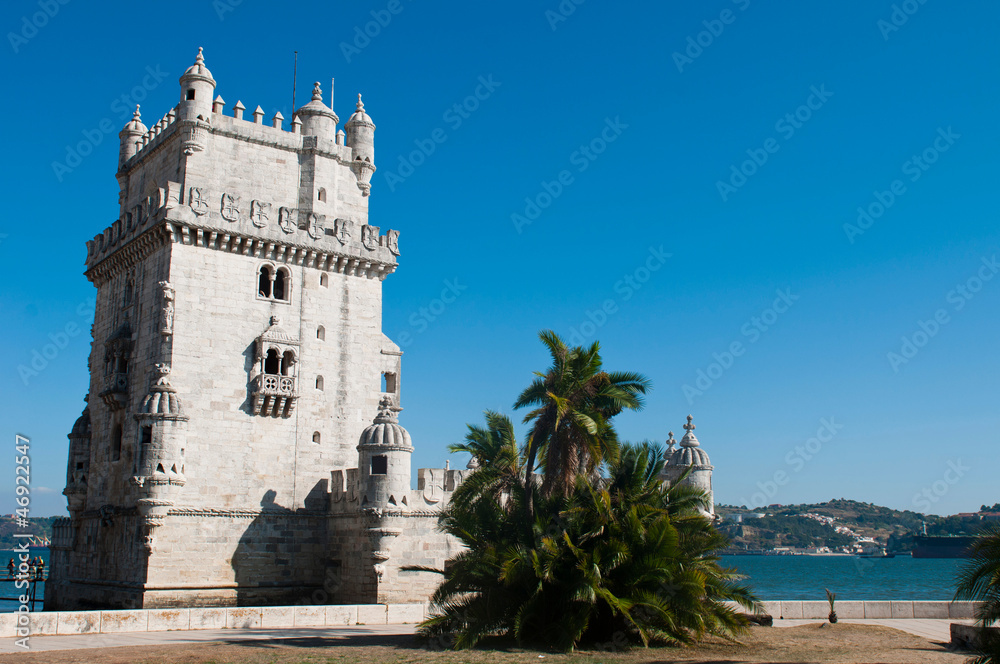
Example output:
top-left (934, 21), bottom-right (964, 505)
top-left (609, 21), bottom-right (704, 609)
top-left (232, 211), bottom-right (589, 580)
top-left (99, 372), bottom-right (129, 410)
top-left (251, 373), bottom-right (297, 417)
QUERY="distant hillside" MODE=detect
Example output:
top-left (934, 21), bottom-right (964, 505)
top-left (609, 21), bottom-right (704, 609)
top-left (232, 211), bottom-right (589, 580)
top-left (0, 516), bottom-right (57, 549)
top-left (716, 499), bottom-right (989, 552)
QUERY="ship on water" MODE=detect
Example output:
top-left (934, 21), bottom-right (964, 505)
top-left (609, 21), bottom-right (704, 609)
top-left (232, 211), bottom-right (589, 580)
top-left (911, 535), bottom-right (976, 558)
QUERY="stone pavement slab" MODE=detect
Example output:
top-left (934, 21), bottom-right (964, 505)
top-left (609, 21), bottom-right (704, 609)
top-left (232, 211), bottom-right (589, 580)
top-left (0, 624), bottom-right (418, 653)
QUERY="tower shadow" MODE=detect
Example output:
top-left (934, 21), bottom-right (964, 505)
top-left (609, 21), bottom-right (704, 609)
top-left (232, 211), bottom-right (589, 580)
top-left (231, 486), bottom-right (330, 606)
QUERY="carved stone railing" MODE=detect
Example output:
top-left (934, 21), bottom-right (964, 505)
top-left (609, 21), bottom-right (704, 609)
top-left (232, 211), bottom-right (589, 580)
top-left (251, 374), bottom-right (297, 417)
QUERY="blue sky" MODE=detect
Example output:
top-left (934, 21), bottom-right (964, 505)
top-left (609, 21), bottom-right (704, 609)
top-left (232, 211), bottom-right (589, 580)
top-left (2, 0), bottom-right (998, 516)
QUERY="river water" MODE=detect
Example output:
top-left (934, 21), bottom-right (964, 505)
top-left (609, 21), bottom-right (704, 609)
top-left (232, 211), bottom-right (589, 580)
top-left (3, 551), bottom-right (965, 610)
top-left (721, 554), bottom-right (965, 600)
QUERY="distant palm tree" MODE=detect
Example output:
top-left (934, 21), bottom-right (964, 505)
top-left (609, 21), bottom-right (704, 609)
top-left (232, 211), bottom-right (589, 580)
top-left (955, 526), bottom-right (1000, 663)
top-left (515, 330), bottom-right (649, 511)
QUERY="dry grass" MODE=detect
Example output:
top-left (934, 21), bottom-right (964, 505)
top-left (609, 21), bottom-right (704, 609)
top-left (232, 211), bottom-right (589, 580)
top-left (0, 623), bottom-right (967, 664)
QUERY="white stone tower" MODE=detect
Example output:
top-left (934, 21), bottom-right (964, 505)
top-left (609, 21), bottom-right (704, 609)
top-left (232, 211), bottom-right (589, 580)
top-left (660, 415), bottom-right (715, 517)
top-left (46, 47), bottom-right (413, 609)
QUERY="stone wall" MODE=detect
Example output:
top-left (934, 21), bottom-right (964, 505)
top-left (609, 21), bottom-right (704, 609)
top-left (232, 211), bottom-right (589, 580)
top-left (3, 604), bottom-right (428, 638)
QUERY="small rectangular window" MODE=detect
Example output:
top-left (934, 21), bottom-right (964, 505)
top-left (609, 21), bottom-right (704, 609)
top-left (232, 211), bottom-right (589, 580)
top-left (371, 455), bottom-right (388, 475)
top-left (186, 89), bottom-right (196, 100)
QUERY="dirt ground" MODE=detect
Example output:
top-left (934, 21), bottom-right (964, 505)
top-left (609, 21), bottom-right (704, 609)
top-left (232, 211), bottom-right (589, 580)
top-left (0, 623), bottom-right (970, 664)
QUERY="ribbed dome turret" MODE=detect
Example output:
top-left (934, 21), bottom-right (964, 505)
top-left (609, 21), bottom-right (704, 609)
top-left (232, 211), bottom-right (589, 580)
top-left (180, 47), bottom-right (215, 86)
top-left (122, 105), bottom-right (147, 134)
top-left (71, 407), bottom-right (92, 437)
top-left (666, 415), bottom-right (712, 467)
top-left (358, 396), bottom-right (412, 450)
top-left (139, 365), bottom-right (183, 416)
top-left (295, 82), bottom-right (338, 140)
top-left (346, 94), bottom-right (375, 128)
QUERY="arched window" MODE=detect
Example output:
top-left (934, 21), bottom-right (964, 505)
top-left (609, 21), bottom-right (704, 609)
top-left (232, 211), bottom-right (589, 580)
top-left (258, 266), bottom-right (273, 298)
top-left (320, 273), bottom-right (328, 287)
top-left (264, 348), bottom-right (280, 375)
top-left (317, 325), bottom-right (325, 340)
top-left (274, 268), bottom-right (289, 300)
top-left (123, 278), bottom-right (135, 306)
top-left (312, 432), bottom-right (321, 444)
top-left (281, 350), bottom-right (295, 376)
top-left (315, 375), bottom-right (324, 391)
top-left (111, 424), bottom-right (123, 462)
top-left (318, 188), bottom-right (326, 202)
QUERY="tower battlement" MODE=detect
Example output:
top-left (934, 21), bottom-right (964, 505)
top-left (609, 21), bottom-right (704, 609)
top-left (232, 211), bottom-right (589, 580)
top-left (91, 48), bottom-right (389, 284)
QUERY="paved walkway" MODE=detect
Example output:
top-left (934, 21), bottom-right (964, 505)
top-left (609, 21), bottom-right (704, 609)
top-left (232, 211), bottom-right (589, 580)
top-left (1, 619), bottom-right (973, 654)
top-left (0, 624), bottom-right (418, 653)
top-left (774, 618), bottom-right (971, 642)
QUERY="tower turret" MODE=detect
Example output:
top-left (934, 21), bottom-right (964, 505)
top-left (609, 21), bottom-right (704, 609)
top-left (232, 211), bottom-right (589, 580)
top-left (177, 47), bottom-right (216, 121)
top-left (345, 93), bottom-right (375, 162)
top-left (357, 396), bottom-right (412, 508)
top-left (118, 106), bottom-right (147, 167)
top-left (64, 401), bottom-right (92, 520)
top-left (295, 82), bottom-right (338, 141)
top-left (345, 94), bottom-right (376, 195)
top-left (132, 364), bottom-right (188, 553)
top-left (659, 415), bottom-right (714, 517)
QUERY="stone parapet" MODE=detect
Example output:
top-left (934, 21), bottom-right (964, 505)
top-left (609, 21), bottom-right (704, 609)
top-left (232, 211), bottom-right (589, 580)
top-left (723, 600), bottom-right (980, 620)
top-left (4, 603), bottom-right (428, 639)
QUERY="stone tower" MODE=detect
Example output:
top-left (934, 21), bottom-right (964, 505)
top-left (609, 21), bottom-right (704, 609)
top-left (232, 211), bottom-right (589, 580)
top-left (660, 415), bottom-right (715, 517)
top-left (45, 48), bottom-right (441, 609)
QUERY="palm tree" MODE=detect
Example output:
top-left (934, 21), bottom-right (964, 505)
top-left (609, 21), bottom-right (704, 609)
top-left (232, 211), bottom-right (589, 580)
top-left (416, 439), bottom-right (760, 651)
top-left (515, 330), bottom-right (649, 511)
top-left (955, 525), bottom-right (1000, 663)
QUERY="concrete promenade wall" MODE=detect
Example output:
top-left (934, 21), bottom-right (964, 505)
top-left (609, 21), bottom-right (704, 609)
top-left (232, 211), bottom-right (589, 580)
top-left (0, 603), bottom-right (427, 638)
top-left (0, 601), bottom-right (981, 639)
top-left (727, 600), bottom-right (980, 620)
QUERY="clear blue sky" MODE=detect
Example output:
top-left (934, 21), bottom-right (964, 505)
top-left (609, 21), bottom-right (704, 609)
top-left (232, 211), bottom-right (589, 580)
top-left (2, 0), bottom-right (998, 517)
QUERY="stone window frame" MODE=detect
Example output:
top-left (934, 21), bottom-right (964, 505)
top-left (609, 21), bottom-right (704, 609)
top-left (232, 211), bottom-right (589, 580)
top-left (256, 262), bottom-right (292, 304)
